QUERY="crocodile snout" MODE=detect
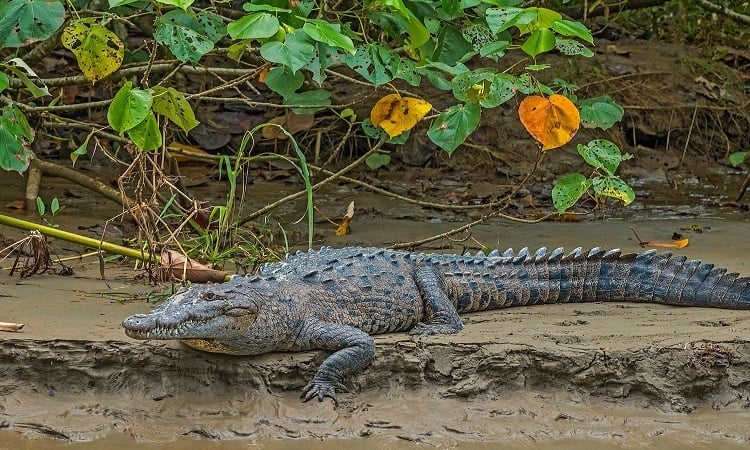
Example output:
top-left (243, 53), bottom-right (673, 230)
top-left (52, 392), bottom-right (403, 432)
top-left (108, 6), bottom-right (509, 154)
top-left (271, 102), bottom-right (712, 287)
top-left (122, 313), bottom-right (154, 338)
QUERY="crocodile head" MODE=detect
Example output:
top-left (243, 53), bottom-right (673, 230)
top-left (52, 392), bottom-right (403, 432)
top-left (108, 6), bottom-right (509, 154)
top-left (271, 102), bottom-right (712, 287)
top-left (122, 282), bottom-right (260, 347)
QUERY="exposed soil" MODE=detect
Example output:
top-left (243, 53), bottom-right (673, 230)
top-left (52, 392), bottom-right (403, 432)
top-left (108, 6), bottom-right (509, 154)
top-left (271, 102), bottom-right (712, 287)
top-left (2, 218), bottom-right (750, 447)
top-left (1, 35), bottom-right (750, 448)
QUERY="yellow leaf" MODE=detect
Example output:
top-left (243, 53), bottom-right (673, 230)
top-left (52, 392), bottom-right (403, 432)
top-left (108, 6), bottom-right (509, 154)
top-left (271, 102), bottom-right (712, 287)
top-left (646, 238), bottom-right (689, 249)
top-left (335, 201), bottom-right (355, 236)
top-left (518, 94), bottom-right (580, 150)
top-left (370, 94), bottom-right (432, 138)
top-left (61, 19), bottom-right (124, 83)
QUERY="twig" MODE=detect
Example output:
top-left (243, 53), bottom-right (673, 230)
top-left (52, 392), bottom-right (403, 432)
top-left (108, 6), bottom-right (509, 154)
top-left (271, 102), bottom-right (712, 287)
top-left (695, 0), bottom-right (750, 25)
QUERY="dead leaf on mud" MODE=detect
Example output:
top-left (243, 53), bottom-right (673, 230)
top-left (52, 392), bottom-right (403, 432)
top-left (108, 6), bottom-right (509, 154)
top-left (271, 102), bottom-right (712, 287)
top-left (336, 201), bottom-right (355, 236)
top-left (629, 226), bottom-right (689, 249)
top-left (161, 249), bottom-right (229, 283)
top-left (261, 113), bottom-right (315, 140)
top-left (0, 322), bottom-right (25, 332)
top-left (4, 200), bottom-right (26, 210)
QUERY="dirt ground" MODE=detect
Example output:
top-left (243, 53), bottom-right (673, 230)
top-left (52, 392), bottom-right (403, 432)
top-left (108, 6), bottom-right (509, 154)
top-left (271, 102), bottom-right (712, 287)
top-left (1, 33), bottom-right (750, 447)
top-left (1, 217), bottom-right (750, 448)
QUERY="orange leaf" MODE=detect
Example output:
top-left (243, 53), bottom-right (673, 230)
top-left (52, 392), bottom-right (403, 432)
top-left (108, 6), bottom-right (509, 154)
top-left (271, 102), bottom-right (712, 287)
top-left (258, 66), bottom-right (270, 83)
top-left (645, 238), bottom-right (689, 249)
top-left (160, 249), bottom-right (229, 283)
top-left (335, 201), bottom-right (355, 236)
top-left (518, 94), bottom-right (580, 150)
top-left (370, 94), bottom-right (431, 138)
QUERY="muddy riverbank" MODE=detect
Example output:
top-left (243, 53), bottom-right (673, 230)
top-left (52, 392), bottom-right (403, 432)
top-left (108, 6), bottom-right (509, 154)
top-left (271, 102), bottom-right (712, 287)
top-left (2, 219), bottom-right (750, 447)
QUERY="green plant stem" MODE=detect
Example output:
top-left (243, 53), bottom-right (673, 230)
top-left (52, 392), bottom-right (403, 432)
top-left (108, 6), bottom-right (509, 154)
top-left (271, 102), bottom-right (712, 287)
top-left (0, 213), bottom-right (157, 263)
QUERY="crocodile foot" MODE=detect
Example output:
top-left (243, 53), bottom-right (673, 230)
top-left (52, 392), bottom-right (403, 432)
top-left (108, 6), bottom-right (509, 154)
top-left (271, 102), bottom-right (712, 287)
top-left (301, 379), bottom-right (349, 406)
top-left (408, 323), bottom-right (462, 337)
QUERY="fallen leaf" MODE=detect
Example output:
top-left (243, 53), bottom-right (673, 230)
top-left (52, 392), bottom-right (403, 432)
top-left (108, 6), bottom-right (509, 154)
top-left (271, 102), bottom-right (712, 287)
top-left (258, 66), bottom-right (270, 83)
top-left (4, 200), bottom-right (26, 210)
top-left (0, 322), bottom-right (25, 332)
top-left (518, 94), bottom-right (580, 150)
top-left (335, 201), bottom-right (355, 236)
top-left (161, 249), bottom-right (229, 283)
top-left (645, 238), bottom-right (689, 249)
top-left (262, 113), bottom-right (315, 140)
top-left (370, 93), bottom-right (432, 138)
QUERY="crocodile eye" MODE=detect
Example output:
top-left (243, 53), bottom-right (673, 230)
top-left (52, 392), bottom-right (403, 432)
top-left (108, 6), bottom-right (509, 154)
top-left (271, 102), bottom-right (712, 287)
top-left (202, 292), bottom-right (218, 301)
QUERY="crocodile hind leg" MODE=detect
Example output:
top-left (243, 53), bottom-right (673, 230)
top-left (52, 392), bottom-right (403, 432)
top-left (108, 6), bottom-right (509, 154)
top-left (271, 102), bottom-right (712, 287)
top-left (298, 320), bottom-right (375, 405)
top-left (410, 265), bottom-right (463, 335)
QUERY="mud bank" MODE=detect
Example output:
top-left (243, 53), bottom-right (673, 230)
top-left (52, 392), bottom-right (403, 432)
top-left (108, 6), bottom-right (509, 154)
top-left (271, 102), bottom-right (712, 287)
top-left (2, 220), bottom-right (750, 447)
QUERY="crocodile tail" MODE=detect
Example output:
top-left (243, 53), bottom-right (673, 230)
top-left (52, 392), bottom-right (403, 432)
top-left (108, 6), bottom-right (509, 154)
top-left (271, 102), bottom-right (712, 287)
top-left (525, 247), bottom-right (750, 309)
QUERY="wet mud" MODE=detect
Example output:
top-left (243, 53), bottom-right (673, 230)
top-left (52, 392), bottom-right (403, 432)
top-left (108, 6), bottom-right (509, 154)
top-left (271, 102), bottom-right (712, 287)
top-left (2, 219), bottom-right (750, 448)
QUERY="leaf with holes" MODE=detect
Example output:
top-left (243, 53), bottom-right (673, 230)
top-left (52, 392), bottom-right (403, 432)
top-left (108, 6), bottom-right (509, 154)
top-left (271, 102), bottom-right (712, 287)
top-left (345, 43), bottom-right (394, 86)
top-left (0, 0), bottom-right (65, 48)
top-left (0, 106), bottom-right (33, 173)
top-left (107, 81), bottom-right (153, 133)
top-left (151, 86), bottom-right (199, 132)
top-left (154, 10), bottom-right (221, 64)
top-left (127, 111), bottom-right (162, 151)
top-left (577, 95), bottom-right (624, 130)
top-left (427, 102), bottom-right (481, 155)
top-left (577, 140), bottom-right (629, 175)
top-left (61, 19), bottom-right (124, 83)
top-left (552, 173), bottom-right (591, 213)
top-left (592, 175), bottom-right (635, 206)
top-left (555, 38), bottom-right (594, 57)
top-left (260, 31), bottom-right (315, 73)
top-left (154, 0), bottom-right (195, 10)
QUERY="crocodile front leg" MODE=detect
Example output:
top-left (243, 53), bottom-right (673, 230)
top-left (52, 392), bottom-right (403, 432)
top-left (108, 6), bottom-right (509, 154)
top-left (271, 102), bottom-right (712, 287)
top-left (410, 265), bottom-right (463, 335)
top-left (298, 320), bottom-right (375, 405)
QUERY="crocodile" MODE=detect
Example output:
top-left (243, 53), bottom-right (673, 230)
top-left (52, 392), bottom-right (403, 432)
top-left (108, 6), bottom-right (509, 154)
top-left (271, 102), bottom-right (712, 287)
top-left (122, 246), bottom-right (750, 404)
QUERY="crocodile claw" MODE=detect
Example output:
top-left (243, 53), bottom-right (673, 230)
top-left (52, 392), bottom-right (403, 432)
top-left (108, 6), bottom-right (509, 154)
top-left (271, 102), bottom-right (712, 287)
top-left (408, 323), bottom-right (462, 337)
top-left (301, 379), bottom-right (348, 406)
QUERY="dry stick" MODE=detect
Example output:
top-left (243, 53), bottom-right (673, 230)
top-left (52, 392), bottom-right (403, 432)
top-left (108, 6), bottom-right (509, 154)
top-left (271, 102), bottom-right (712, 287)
top-left (235, 138), bottom-right (387, 226)
top-left (678, 105), bottom-right (699, 169)
top-left (695, 0), bottom-right (750, 25)
top-left (390, 211), bottom-right (556, 250)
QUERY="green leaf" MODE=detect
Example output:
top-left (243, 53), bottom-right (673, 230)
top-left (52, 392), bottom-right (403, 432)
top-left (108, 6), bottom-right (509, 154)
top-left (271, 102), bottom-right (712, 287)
top-left (0, 72), bottom-right (9, 94)
top-left (108, 81), bottom-right (153, 133)
top-left (154, 10), bottom-right (222, 64)
top-left (6, 57), bottom-right (49, 98)
top-left (108, 0), bottom-right (141, 7)
top-left (577, 140), bottom-right (627, 175)
top-left (61, 19), bottom-right (124, 83)
top-left (285, 89), bottom-right (331, 114)
top-left (302, 19), bottom-right (355, 54)
top-left (555, 38), bottom-right (594, 57)
top-left (434, 24), bottom-right (473, 65)
top-left (552, 173), bottom-right (591, 213)
top-left (70, 131), bottom-right (93, 167)
top-left (521, 28), bottom-right (556, 57)
top-left (427, 102), bottom-right (481, 155)
top-left (365, 152), bottom-right (391, 170)
top-left (260, 31), bottom-right (315, 73)
top-left (2, 104), bottom-right (33, 141)
top-left (345, 43), bottom-right (394, 86)
top-left (127, 111), bottom-right (162, 151)
top-left (50, 197), bottom-right (60, 214)
top-left (151, 86), bottom-right (199, 132)
top-left (0, 126), bottom-right (31, 173)
top-left (382, 0), bottom-right (429, 48)
top-left (390, 56), bottom-right (420, 86)
top-left (227, 12), bottom-right (280, 40)
top-left (485, 7), bottom-right (529, 34)
top-left (479, 40), bottom-right (510, 59)
top-left (729, 151), bottom-right (748, 167)
top-left (242, 2), bottom-right (291, 13)
top-left (36, 197), bottom-right (45, 215)
top-left (0, 0), bottom-right (65, 48)
top-left (362, 118), bottom-right (410, 144)
top-left (551, 19), bottom-right (593, 44)
top-left (592, 176), bottom-right (635, 206)
top-left (154, 0), bottom-right (195, 10)
top-left (577, 95), bottom-right (624, 130)
top-left (265, 66), bottom-right (304, 97)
